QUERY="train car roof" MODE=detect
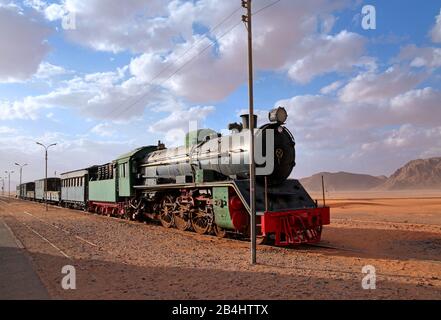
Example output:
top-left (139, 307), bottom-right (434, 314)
top-left (35, 177), bottom-right (61, 182)
top-left (115, 146), bottom-right (156, 163)
top-left (60, 166), bottom-right (98, 177)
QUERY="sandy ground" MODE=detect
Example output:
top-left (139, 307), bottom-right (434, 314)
top-left (0, 194), bottom-right (440, 300)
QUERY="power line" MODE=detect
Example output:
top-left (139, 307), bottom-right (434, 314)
top-left (88, 0), bottom-right (283, 128)
top-left (253, 0), bottom-right (281, 16)
top-left (97, 5), bottom-right (243, 123)
top-left (110, 20), bottom-right (243, 121)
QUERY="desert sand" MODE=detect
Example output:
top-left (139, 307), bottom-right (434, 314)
top-left (0, 192), bottom-right (440, 300)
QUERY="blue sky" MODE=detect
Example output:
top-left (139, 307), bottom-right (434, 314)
top-left (1, 0), bottom-right (441, 186)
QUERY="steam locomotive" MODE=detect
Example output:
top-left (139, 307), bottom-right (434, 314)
top-left (17, 107), bottom-right (330, 246)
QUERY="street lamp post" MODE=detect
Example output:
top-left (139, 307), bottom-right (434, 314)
top-left (36, 142), bottom-right (57, 211)
top-left (15, 163), bottom-right (28, 197)
top-left (4, 171), bottom-right (14, 198)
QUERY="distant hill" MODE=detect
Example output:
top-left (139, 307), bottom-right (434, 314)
top-left (300, 157), bottom-right (441, 192)
top-left (378, 157), bottom-right (441, 190)
top-left (300, 172), bottom-right (386, 192)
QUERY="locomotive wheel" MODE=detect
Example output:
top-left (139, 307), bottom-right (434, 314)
top-left (191, 209), bottom-right (211, 235)
top-left (213, 224), bottom-right (227, 238)
top-left (159, 195), bottom-right (175, 228)
top-left (174, 210), bottom-right (191, 231)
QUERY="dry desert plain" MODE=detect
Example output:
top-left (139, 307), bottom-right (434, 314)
top-left (0, 190), bottom-right (440, 300)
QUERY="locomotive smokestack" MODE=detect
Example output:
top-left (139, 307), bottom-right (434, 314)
top-left (240, 114), bottom-right (257, 130)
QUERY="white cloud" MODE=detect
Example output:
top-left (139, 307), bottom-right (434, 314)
top-left (44, 3), bottom-right (65, 21)
top-left (91, 123), bottom-right (116, 137)
top-left (274, 62), bottom-right (441, 176)
top-left (320, 80), bottom-right (344, 94)
top-left (338, 66), bottom-right (426, 105)
top-left (30, 0), bottom-right (364, 103)
top-left (390, 87), bottom-right (441, 126)
top-left (34, 62), bottom-right (69, 79)
top-left (0, 96), bottom-right (49, 120)
top-left (357, 124), bottom-right (441, 163)
top-left (430, 9), bottom-right (441, 43)
top-left (149, 105), bottom-right (215, 134)
top-left (23, 0), bottom-right (47, 12)
top-left (398, 45), bottom-right (441, 69)
top-left (287, 31), bottom-right (367, 84)
top-left (0, 126), bottom-right (17, 134)
top-left (0, 6), bottom-right (50, 82)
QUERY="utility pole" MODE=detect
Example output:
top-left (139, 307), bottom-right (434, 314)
top-left (242, 0), bottom-right (256, 265)
top-left (5, 171), bottom-right (14, 197)
top-left (36, 142), bottom-right (57, 211)
top-left (15, 163), bottom-right (28, 195)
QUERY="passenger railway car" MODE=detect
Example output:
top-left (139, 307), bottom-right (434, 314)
top-left (87, 147), bottom-right (155, 217)
top-left (60, 167), bottom-right (96, 210)
top-left (35, 178), bottom-right (61, 204)
top-left (20, 182), bottom-right (35, 200)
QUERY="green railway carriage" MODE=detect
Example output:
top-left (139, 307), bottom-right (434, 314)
top-left (87, 146), bottom-right (157, 216)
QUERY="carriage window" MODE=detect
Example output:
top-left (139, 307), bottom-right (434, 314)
top-left (119, 163), bottom-right (127, 178)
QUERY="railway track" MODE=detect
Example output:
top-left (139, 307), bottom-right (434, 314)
top-left (1, 196), bottom-right (441, 300)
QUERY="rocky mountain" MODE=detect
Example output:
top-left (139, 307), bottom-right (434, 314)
top-left (378, 157), bottom-right (441, 190)
top-left (300, 157), bottom-right (441, 191)
top-left (300, 172), bottom-right (386, 192)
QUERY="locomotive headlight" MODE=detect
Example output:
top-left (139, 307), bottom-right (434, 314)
top-left (269, 107), bottom-right (288, 124)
